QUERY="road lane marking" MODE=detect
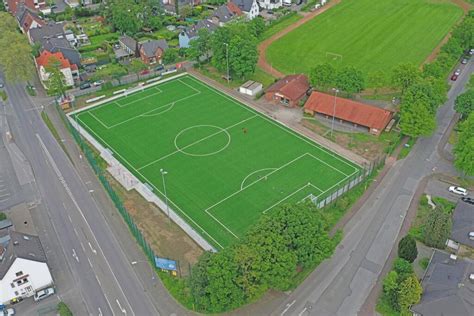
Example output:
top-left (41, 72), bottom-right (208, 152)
top-left (280, 300), bottom-right (296, 315)
top-left (72, 248), bottom-right (79, 262)
top-left (89, 242), bottom-right (97, 254)
top-left (116, 299), bottom-right (127, 314)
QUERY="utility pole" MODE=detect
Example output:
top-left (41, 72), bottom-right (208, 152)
top-left (331, 88), bottom-right (339, 138)
top-left (160, 168), bottom-right (170, 224)
top-left (224, 43), bottom-right (229, 85)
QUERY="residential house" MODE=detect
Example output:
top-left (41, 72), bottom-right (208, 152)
top-left (139, 39), bottom-right (169, 65)
top-left (0, 231), bottom-right (53, 305)
top-left (161, 0), bottom-right (201, 15)
top-left (42, 37), bottom-right (82, 67)
top-left (446, 201), bottom-right (474, 251)
top-left (116, 35), bottom-right (139, 59)
top-left (231, 0), bottom-right (259, 20)
top-left (15, 3), bottom-right (45, 33)
top-left (411, 250), bottom-right (474, 316)
top-left (179, 20), bottom-right (218, 48)
top-left (28, 22), bottom-right (67, 45)
top-left (304, 91), bottom-right (394, 135)
top-left (211, 2), bottom-right (242, 26)
top-left (265, 74), bottom-right (310, 107)
top-left (257, 0), bottom-right (282, 10)
top-left (35, 50), bottom-right (78, 88)
top-left (5, 0), bottom-right (47, 15)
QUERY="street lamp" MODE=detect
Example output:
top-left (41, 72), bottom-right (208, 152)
top-left (160, 168), bottom-right (170, 223)
top-left (331, 88), bottom-right (339, 138)
top-left (131, 260), bottom-right (156, 283)
top-left (224, 43), bottom-right (230, 85)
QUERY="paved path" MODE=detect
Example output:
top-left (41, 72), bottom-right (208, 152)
top-left (258, 1), bottom-right (341, 78)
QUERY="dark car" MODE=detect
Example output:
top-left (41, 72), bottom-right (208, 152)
top-left (451, 74), bottom-right (458, 81)
top-left (461, 197), bottom-right (474, 205)
top-left (80, 82), bottom-right (91, 90)
top-left (154, 64), bottom-right (164, 71)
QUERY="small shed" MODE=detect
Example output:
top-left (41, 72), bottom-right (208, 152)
top-left (239, 80), bottom-right (263, 97)
top-left (265, 74), bottom-right (310, 107)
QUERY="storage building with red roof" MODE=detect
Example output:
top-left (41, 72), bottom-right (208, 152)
top-left (265, 74), bottom-right (310, 108)
top-left (304, 91), bottom-right (394, 136)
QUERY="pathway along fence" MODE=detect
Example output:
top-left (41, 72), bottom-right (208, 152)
top-left (56, 105), bottom-right (157, 265)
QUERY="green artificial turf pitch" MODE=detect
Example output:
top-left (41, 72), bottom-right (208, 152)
top-left (75, 75), bottom-right (361, 249)
top-left (266, 0), bottom-right (463, 83)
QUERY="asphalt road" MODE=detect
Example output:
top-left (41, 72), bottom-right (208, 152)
top-left (2, 80), bottom-right (164, 315)
top-left (271, 60), bottom-right (473, 316)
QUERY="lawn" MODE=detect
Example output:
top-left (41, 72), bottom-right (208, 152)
top-left (266, 0), bottom-right (463, 81)
top-left (74, 75), bottom-right (360, 249)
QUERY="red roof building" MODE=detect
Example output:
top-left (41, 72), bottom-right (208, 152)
top-left (35, 50), bottom-right (78, 88)
top-left (265, 74), bottom-right (310, 107)
top-left (304, 91), bottom-right (394, 135)
top-left (7, 0), bottom-right (45, 15)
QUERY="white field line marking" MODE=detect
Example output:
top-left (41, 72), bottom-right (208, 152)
top-left (88, 111), bottom-right (111, 130)
top-left (141, 102), bottom-right (175, 117)
top-left (115, 86), bottom-right (163, 108)
top-left (262, 182), bottom-right (324, 214)
top-left (93, 90), bottom-right (201, 130)
top-left (306, 152), bottom-right (349, 176)
top-left (204, 153), bottom-right (310, 214)
top-left (76, 116), bottom-right (225, 249)
top-left (138, 115), bottom-right (257, 171)
top-left (177, 78), bottom-right (201, 93)
top-left (186, 75), bottom-right (360, 173)
top-left (240, 168), bottom-right (277, 190)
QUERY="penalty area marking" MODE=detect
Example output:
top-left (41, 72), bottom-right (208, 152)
top-left (240, 168), bottom-right (277, 190)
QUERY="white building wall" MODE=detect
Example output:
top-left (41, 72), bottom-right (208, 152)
top-left (60, 67), bottom-right (74, 86)
top-left (0, 258), bottom-right (53, 305)
top-left (246, 0), bottom-right (260, 19)
top-left (258, 0), bottom-right (283, 10)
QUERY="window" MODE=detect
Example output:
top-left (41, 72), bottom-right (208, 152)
top-left (15, 271), bottom-right (23, 277)
top-left (14, 291), bottom-right (19, 296)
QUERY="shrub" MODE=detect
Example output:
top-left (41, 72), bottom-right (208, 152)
top-left (398, 235), bottom-right (418, 263)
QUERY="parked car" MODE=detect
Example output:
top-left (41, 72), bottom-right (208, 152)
top-left (469, 231), bottom-right (474, 240)
top-left (140, 69), bottom-right (150, 75)
top-left (3, 308), bottom-right (15, 316)
top-left (449, 186), bottom-right (468, 196)
top-left (34, 287), bottom-right (55, 302)
top-left (461, 197), bottom-right (474, 205)
top-left (93, 80), bottom-right (105, 87)
top-left (79, 82), bottom-right (91, 90)
top-left (454, 69), bottom-right (461, 76)
top-left (0, 83), bottom-right (3, 88)
top-left (461, 58), bottom-right (468, 64)
top-left (470, 48), bottom-right (474, 55)
top-left (154, 64), bottom-right (164, 72)
top-left (451, 74), bottom-right (458, 81)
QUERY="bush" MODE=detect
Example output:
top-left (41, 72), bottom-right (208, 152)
top-left (398, 235), bottom-right (418, 263)
top-left (57, 302), bottom-right (73, 316)
top-left (0, 213), bottom-right (6, 221)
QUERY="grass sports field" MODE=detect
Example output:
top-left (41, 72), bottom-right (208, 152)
top-left (266, 0), bottom-right (463, 81)
top-left (75, 75), bottom-right (360, 249)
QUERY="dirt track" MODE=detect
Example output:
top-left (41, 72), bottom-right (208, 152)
top-left (257, 0), bottom-right (341, 78)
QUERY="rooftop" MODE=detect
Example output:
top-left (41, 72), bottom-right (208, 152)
top-left (411, 250), bottom-right (474, 316)
top-left (304, 91), bottom-right (393, 132)
top-left (451, 201), bottom-right (474, 248)
top-left (140, 39), bottom-right (169, 57)
top-left (266, 74), bottom-right (310, 101)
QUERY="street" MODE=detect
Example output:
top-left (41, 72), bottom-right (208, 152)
top-left (270, 59), bottom-right (473, 316)
top-left (1, 76), bottom-right (187, 315)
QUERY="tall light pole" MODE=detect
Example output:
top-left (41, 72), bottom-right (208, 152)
top-left (131, 260), bottom-right (156, 284)
top-left (224, 43), bottom-right (229, 85)
top-left (160, 168), bottom-right (170, 223)
top-left (331, 88), bottom-right (339, 138)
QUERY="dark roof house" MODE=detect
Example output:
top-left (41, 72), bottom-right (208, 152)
top-left (118, 35), bottom-right (138, 57)
top-left (265, 74), bottom-right (310, 107)
top-left (0, 231), bottom-right (48, 279)
top-left (28, 22), bottom-right (66, 44)
top-left (139, 39), bottom-right (169, 65)
top-left (15, 3), bottom-right (45, 33)
top-left (42, 37), bottom-right (81, 66)
top-left (411, 250), bottom-right (474, 316)
top-left (450, 201), bottom-right (474, 248)
top-left (179, 20), bottom-right (218, 48)
top-left (211, 3), bottom-right (242, 25)
top-left (304, 91), bottom-right (393, 135)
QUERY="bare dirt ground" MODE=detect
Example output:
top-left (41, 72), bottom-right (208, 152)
top-left (257, 0), bottom-right (341, 78)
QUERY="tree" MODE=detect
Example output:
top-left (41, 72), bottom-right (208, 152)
top-left (248, 17), bottom-right (266, 38)
top-left (189, 28), bottom-right (212, 63)
top-left (398, 235), bottom-right (417, 263)
top-left (423, 205), bottom-right (452, 248)
top-left (403, 77), bottom-right (447, 114)
top-left (309, 63), bottom-right (336, 90)
top-left (0, 14), bottom-right (35, 84)
top-left (399, 100), bottom-right (436, 137)
top-left (367, 70), bottom-right (386, 97)
top-left (108, 0), bottom-right (143, 35)
top-left (454, 89), bottom-right (474, 119)
top-left (391, 63), bottom-right (421, 95)
top-left (454, 112), bottom-right (474, 176)
top-left (452, 14), bottom-right (474, 49)
top-left (126, 59), bottom-right (147, 80)
top-left (162, 48), bottom-right (178, 65)
top-left (335, 66), bottom-right (365, 94)
top-left (45, 57), bottom-right (67, 98)
top-left (211, 26), bottom-right (234, 73)
top-left (383, 270), bottom-right (399, 309)
top-left (398, 276), bottom-right (422, 313)
top-left (228, 35), bottom-right (258, 80)
top-left (393, 258), bottom-right (414, 282)
top-left (0, 213), bottom-right (6, 221)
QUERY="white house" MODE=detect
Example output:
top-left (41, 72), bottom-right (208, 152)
top-left (0, 231), bottom-right (53, 305)
top-left (231, 0), bottom-right (259, 20)
top-left (239, 80), bottom-right (263, 97)
top-left (257, 0), bottom-right (282, 10)
top-left (35, 50), bottom-right (78, 88)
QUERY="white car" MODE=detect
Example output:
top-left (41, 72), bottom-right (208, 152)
top-left (33, 287), bottom-right (55, 302)
top-left (469, 232), bottom-right (474, 240)
top-left (3, 308), bottom-right (15, 316)
top-left (448, 186), bottom-right (468, 196)
top-left (454, 68), bottom-right (461, 76)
